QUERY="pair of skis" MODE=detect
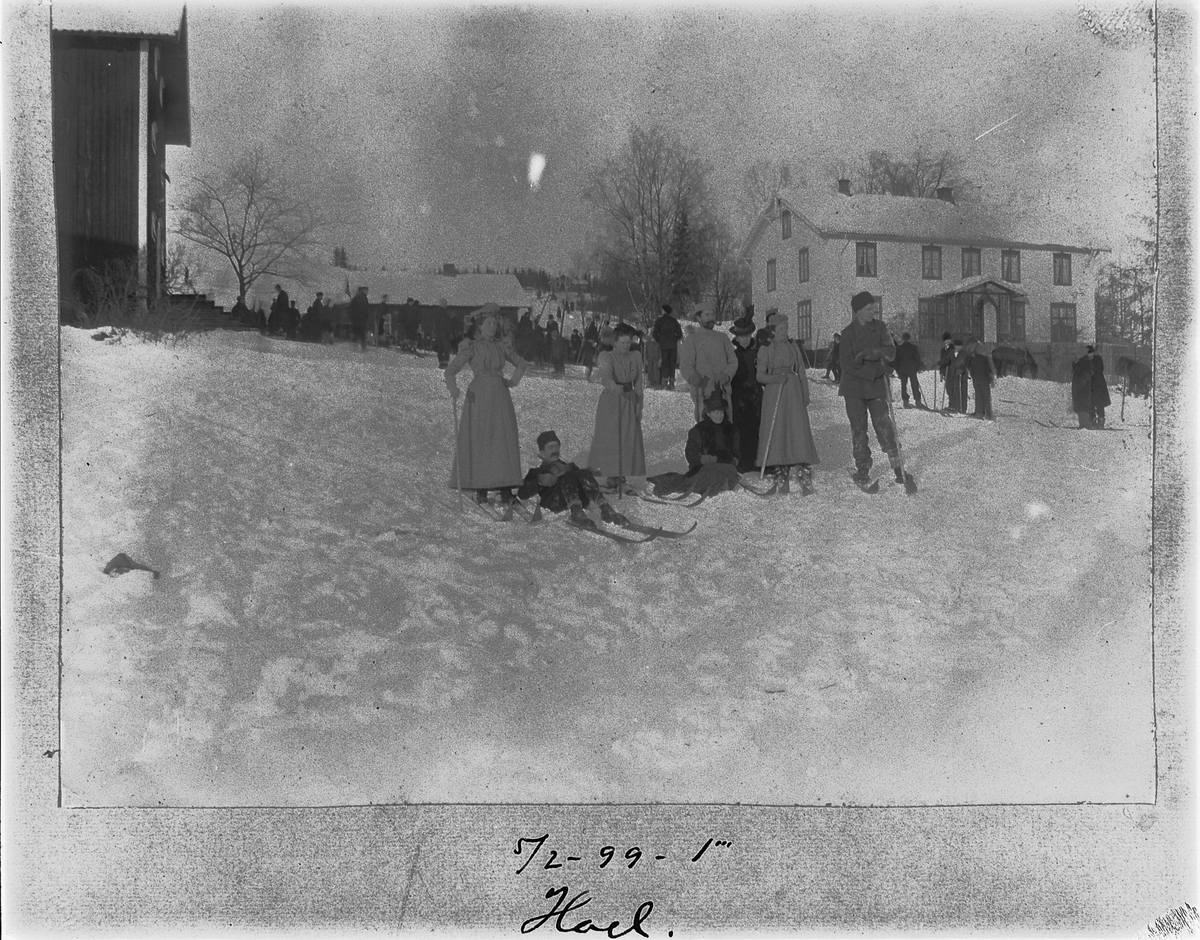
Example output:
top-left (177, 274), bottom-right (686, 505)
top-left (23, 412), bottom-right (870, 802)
top-left (738, 476), bottom-right (814, 498)
top-left (471, 493), bottom-right (696, 544)
top-left (565, 516), bottom-right (698, 545)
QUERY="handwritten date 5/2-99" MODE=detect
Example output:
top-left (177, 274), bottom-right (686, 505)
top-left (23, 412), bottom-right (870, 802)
top-left (514, 833), bottom-right (731, 874)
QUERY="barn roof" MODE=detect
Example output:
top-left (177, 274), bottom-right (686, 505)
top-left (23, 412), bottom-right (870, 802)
top-left (52, 5), bottom-right (190, 146)
top-left (204, 264), bottom-right (536, 313)
top-left (742, 186), bottom-right (1103, 259)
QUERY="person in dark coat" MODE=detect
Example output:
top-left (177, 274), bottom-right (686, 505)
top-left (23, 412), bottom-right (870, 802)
top-left (893, 332), bottom-right (925, 408)
top-left (651, 303), bottom-right (684, 389)
top-left (518, 430), bottom-right (628, 529)
top-left (937, 332), bottom-right (954, 379)
top-left (285, 300), bottom-right (302, 340)
top-left (568, 328), bottom-right (582, 362)
top-left (963, 337), bottom-right (995, 420)
top-left (231, 294), bottom-right (252, 326)
top-left (838, 291), bottom-right (906, 485)
top-left (729, 314), bottom-right (762, 472)
top-left (515, 310), bottom-right (535, 361)
top-left (268, 284), bottom-right (289, 335)
top-left (939, 339), bottom-right (969, 413)
top-left (1072, 350), bottom-right (1095, 428)
top-left (301, 293), bottom-right (324, 342)
top-left (823, 333), bottom-right (842, 381)
top-left (647, 390), bottom-right (741, 498)
top-left (348, 286), bottom-right (371, 351)
top-left (1089, 346), bottom-right (1111, 428)
top-left (549, 323), bottom-right (569, 375)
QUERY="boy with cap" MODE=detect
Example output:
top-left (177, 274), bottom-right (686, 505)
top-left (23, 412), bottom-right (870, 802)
top-left (518, 431), bottom-right (628, 529)
top-left (838, 291), bottom-right (906, 486)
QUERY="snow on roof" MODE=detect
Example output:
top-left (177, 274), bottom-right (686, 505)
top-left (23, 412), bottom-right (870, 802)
top-left (51, 3), bottom-right (185, 38)
top-left (202, 264), bottom-right (535, 312)
top-left (742, 186), bottom-right (1103, 259)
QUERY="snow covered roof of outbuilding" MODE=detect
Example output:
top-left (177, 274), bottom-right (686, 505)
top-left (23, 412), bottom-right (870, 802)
top-left (741, 186), bottom-right (1105, 259)
top-left (202, 264), bottom-right (536, 313)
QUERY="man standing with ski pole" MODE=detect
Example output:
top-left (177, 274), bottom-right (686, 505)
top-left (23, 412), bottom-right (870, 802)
top-left (838, 291), bottom-right (910, 491)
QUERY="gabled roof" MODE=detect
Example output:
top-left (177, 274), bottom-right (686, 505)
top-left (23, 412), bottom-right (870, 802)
top-left (933, 275), bottom-right (1026, 297)
top-left (742, 186), bottom-right (1103, 259)
top-left (52, 6), bottom-right (191, 146)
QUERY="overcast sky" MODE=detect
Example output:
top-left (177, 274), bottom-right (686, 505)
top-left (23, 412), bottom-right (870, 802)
top-left (165, 2), bottom-right (1157, 273)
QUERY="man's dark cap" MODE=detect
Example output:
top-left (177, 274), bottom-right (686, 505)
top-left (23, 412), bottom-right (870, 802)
top-left (942, 332), bottom-right (952, 341)
top-left (851, 290), bottom-right (875, 313)
top-left (952, 339), bottom-right (964, 346)
top-left (661, 303), bottom-right (673, 315)
top-left (536, 430), bottom-right (560, 451)
top-left (901, 332), bottom-right (911, 341)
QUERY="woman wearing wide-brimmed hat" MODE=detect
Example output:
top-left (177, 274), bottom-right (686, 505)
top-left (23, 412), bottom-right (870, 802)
top-left (756, 313), bottom-right (819, 492)
top-left (729, 312), bottom-right (762, 472)
top-left (445, 303), bottom-right (529, 506)
top-left (586, 321), bottom-right (646, 488)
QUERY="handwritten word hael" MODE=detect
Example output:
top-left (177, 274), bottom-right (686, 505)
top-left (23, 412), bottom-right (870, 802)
top-left (521, 885), bottom-right (654, 938)
top-left (514, 833), bottom-right (733, 874)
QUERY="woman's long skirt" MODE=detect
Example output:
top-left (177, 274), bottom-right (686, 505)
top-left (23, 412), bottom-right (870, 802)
top-left (448, 373), bottom-right (523, 490)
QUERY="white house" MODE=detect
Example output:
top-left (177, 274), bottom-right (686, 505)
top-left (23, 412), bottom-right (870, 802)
top-left (741, 181), bottom-right (1105, 351)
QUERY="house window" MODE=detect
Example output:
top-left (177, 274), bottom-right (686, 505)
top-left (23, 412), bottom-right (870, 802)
top-left (998, 299), bottom-right (1027, 343)
top-left (781, 210), bottom-right (792, 240)
top-left (1050, 303), bottom-right (1077, 342)
top-left (856, 242), bottom-right (877, 278)
top-left (797, 248), bottom-right (809, 284)
top-left (1001, 249), bottom-right (1021, 283)
top-left (1053, 253), bottom-right (1073, 286)
top-left (796, 300), bottom-right (812, 343)
top-left (918, 297), bottom-right (950, 340)
top-left (766, 258), bottom-right (777, 292)
top-left (922, 245), bottom-right (942, 280)
top-left (961, 247), bottom-right (981, 278)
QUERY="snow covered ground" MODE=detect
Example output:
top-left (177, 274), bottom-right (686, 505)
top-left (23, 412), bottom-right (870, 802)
top-left (60, 327), bottom-right (1155, 806)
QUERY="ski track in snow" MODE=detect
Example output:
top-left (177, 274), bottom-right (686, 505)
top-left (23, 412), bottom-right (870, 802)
top-left (60, 328), bottom-right (1154, 806)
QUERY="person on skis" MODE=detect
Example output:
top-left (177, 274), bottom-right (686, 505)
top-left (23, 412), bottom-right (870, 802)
top-left (518, 431), bottom-right (629, 530)
top-left (838, 291), bottom-right (906, 487)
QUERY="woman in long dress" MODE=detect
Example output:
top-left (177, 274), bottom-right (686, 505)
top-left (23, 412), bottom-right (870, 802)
top-left (444, 304), bottom-right (528, 506)
top-left (587, 321), bottom-right (646, 488)
top-left (756, 313), bottom-right (819, 490)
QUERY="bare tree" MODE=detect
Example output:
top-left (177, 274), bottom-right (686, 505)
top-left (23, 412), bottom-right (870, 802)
top-left (740, 159), bottom-right (794, 231)
top-left (176, 145), bottom-right (326, 298)
top-left (699, 219), bottom-right (749, 323)
top-left (583, 126), bottom-right (715, 321)
top-left (833, 148), bottom-right (976, 200)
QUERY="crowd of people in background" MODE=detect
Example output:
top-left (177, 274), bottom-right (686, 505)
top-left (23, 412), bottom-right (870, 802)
top-left (237, 282), bottom-right (1117, 513)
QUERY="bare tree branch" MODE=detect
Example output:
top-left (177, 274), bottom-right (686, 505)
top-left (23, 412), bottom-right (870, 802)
top-left (175, 143), bottom-right (330, 299)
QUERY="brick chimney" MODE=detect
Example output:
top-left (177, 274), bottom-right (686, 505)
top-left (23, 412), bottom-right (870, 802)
top-left (936, 186), bottom-right (955, 204)
top-left (837, 179), bottom-right (852, 196)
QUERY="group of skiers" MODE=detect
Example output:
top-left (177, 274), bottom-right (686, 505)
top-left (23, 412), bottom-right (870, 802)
top-left (443, 290), bottom-right (914, 531)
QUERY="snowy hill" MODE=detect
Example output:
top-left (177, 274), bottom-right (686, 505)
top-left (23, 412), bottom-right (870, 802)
top-left (60, 327), bottom-right (1154, 806)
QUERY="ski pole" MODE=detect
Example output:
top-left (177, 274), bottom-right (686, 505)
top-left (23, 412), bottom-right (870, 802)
top-left (616, 383), bottom-right (624, 501)
top-left (760, 371), bottom-right (785, 481)
top-left (451, 394), bottom-right (463, 514)
top-left (885, 373), bottom-right (909, 478)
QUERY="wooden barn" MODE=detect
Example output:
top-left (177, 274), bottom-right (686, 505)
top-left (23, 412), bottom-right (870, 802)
top-left (51, 7), bottom-right (191, 307)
